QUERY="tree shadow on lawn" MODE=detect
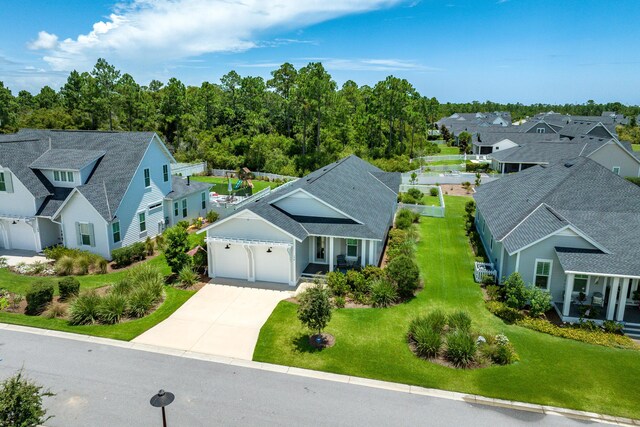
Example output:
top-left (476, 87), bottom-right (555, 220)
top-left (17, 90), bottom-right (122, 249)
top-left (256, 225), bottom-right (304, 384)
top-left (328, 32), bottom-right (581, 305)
top-left (292, 333), bottom-right (323, 354)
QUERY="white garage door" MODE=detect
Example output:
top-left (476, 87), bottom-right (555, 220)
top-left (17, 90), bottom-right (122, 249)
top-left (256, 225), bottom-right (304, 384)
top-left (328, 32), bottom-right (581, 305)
top-left (8, 221), bottom-right (37, 251)
top-left (213, 243), bottom-right (248, 280)
top-left (254, 246), bottom-right (290, 284)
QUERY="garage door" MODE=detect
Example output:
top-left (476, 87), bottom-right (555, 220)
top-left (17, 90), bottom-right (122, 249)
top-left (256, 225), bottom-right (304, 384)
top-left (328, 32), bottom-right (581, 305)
top-left (8, 221), bottom-right (37, 251)
top-left (254, 246), bottom-right (290, 284)
top-left (213, 242), bottom-right (248, 280)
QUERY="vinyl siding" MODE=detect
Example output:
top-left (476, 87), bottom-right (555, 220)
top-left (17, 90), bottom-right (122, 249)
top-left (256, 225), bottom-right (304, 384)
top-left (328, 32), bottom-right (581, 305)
top-left (588, 143), bottom-right (640, 178)
top-left (208, 211), bottom-right (293, 242)
top-left (165, 190), bottom-right (210, 227)
top-left (273, 191), bottom-right (349, 219)
top-left (59, 191), bottom-right (111, 259)
top-left (0, 169), bottom-right (37, 217)
top-left (296, 237), bottom-right (310, 278)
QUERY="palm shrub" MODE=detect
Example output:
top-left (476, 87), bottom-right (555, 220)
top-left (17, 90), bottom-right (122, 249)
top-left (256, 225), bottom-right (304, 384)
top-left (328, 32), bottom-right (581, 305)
top-left (297, 282), bottom-right (332, 337)
top-left (412, 324), bottom-right (442, 358)
top-left (424, 309), bottom-right (447, 333)
top-left (0, 370), bottom-right (54, 427)
top-left (74, 255), bottom-right (91, 275)
top-left (448, 311), bottom-right (472, 331)
top-left (129, 264), bottom-right (164, 290)
top-left (97, 292), bottom-right (128, 324)
top-left (445, 330), bottom-right (477, 368)
top-left (58, 277), bottom-right (80, 300)
top-left (529, 287), bottom-right (552, 317)
top-left (69, 291), bottom-right (101, 325)
top-left (25, 281), bottom-right (54, 315)
top-left (111, 277), bottom-right (134, 296)
top-left (179, 266), bottom-right (198, 287)
top-left (128, 288), bottom-right (156, 317)
top-left (54, 256), bottom-right (75, 276)
top-left (386, 254), bottom-right (420, 299)
top-left (369, 278), bottom-right (397, 308)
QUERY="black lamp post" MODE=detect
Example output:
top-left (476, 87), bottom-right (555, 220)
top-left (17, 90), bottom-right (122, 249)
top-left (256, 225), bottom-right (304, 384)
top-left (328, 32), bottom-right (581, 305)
top-left (150, 389), bottom-right (175, 427)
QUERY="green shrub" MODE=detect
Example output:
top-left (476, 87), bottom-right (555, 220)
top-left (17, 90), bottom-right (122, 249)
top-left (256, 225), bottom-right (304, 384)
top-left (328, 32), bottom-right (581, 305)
top-left (179, 266), bottom-right (198, 287)
top-left (128, 264), bottom-right (165, 300)
top-left (529, 287), bottom-right (552, 317)
top-left (481, 275), bottom-right (496, 287)
top-left (603, 320), bottom-right (624, 334)
top-left (448, 311), bottom-right (472, 331)
top-left (145, 237), bottom-right (155, 256)
top-left (58, 277), bottom-right (80, 300)
top-left (0, 370), bottom-right (54, 427)
top-left (485, 284), bottom-right (502, 301)
top-left (407, 188), bottom-right (423, 200)
top-left (492, 343), bottom-right (518, 365)
top-left (163, 226), bottom-right (191, 275)
top-left (111, 247), bottom-right (132, 267)
top-left (43, 245), bottom-right (82, 261)
top-left (386, 255), bottom-right (420, 299)
top-left (445, 331), bottom-right (477, 368)
top-left (206, 210), bottom-right (219, 223)
top-left (69, 291), bottom-right (101, 325)
top-left (25, 282), bottom-right (54, 315)
top-left (128, 288), bottom-right (156, 317)
top-left (429, 187), bottom-right (438, 197)
top-left (412, 324), bottom-right (442, 358)
top-left (75, 255), bottom-right (91, 275)
top-left (333, 295), bottom-right (346, 308)
top-left (369, 279), bottom-right (397, 308)
top-left (362, 265), bottom-right (385, 282)
top-left (97, 292), bottom-right (128, 324)
top-left (386, 241), bottom-right (415, 261)
top-left (176, 220), bottom-right (190, 229)
top-left (54, 256), bottom-right (75, 276)
top-left (326, 271), bottom-right (349, 297)
top-left (345, 270), bottom-right (367, 294)
top-left (130, 242), bottom-right (146, 261)
top-left (297, 282), bottom-right (332, 336)
top-left (111, 277), bottom-right (134, 296)
top-left (155, 233), bottom-right (165, 250)
top-left (395, 209), bottom-right (418, 230)
top-left (485, 300), bottom-right (525, 324)
top-left (503, 272), bottom-right (530, 310)
top-left (44, 301), bottom-right (67, 319)
top-left (97, 258), bottom-right (108, 274)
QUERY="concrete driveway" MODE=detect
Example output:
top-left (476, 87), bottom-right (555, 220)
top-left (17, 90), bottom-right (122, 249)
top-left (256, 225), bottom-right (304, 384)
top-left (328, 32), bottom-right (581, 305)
top-left (133, 283), bottom-right (293, 360)
top-left (0, 249), bottom-right (49, 267)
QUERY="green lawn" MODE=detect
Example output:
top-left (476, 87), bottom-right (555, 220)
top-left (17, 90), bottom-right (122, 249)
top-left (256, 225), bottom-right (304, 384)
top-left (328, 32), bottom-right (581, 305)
top-left (436, 146), bottom-right (460, 155)
top-left (424, 159), bottom-right (465, 166)
top-left (420, 195), bottom-right (440, 206)
top-left (254, 196), bottom-right (640, 419)
top-left (0, 255), bottom-right (194, 341)
top-left (633, 144), bottom-right (640, 152)
top-left (191, 176), bottom-right (280, 195)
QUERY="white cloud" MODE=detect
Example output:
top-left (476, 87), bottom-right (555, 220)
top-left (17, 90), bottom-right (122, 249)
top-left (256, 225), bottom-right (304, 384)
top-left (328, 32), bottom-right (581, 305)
top-left (33, 0), bottom-right (405, 71)
top-left (28, 31), bottom-right (59, 50)
top-left (307, 57), bottom-right (441, 72)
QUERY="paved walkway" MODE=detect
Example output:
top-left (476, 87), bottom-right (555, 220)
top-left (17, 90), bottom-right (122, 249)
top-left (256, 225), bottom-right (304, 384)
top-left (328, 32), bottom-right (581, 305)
top-left (133, 283), bottom-right (292, 360)
top-left (0, 249), bottom-right (49, 266)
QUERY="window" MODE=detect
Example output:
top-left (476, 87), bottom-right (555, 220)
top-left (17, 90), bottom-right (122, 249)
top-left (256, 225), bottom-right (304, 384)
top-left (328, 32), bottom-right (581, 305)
top-left (201, 192), bottom-right (206, 210)
top-left (67, 171), bottom-right (74, 182)
top-left (0, 172), bottom-right (5, 192)
top-left (79, 223), bottom-right (92, 246)
top-left (144, 168), bottom-right (150, 187)
top-left (139, 212), bottom-right (146, 233)
top-left (182, 199), bottom-right (188, 218)
top-left (612, 166), bottom-right (621, 175)
top-left (574, 274), bottom-right (588, 294)
top-left (347, 239), bottom-right (358, 257)
top-left (534, 260), bottom-right (552, 289)
top-left (148, 201), bottom-right (162, 211)
top-left (174, 201), bottom-right (179, 217)
top-left (536, 127), bottom-right (546, 134)
top-left (53, 170), bottom-right (60, 181)
top-left (163, 165), bottom-right (169, 182)
top-left (60, 171), bottom-right (67, 182)
top-left (112, 221), bottom-right (121, 243)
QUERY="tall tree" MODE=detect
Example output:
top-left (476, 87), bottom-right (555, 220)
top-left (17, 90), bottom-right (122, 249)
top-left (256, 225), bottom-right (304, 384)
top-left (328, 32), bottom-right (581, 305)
top-left (268, 63), bottom-right (298, 137)
top-left (91, 58), bottom-right (121, 130)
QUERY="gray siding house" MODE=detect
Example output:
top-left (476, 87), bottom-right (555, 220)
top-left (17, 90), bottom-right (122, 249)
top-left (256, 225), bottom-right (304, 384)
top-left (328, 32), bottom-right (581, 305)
top-left (474, 157), bottom-right (640, 327)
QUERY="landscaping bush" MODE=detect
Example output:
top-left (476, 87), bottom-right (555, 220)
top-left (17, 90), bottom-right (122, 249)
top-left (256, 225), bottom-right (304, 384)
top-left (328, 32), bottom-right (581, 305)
top-left (130, 242), bottom-right (147, 262)
top-left (163, 226), bottom-right (191, 275)
top-left (529, 287), bottom-right (552, 317)
top-left (176, 220), bottom-right (190, 229)
top-left (0, 257), bottom-right (6, 269)
top-left (503, 272), bottom-right (530, 309)
top-left (206, 210), bottom-right (219, 223)
top-left (429, 187), bottom-right (438, 197)
top-left (412, 324), bottom-right (442, 358)
top-left (111, 277), bottom-right (134, 296)
top-left (445, 330), bottom-right (477, 368)
top-left (361, 265), bottom-right (385, 282)
top-left (43, 245), bottom-right (83, 261)
top-left (325, 271), bottom-right (349, 297)
top-left (333, 295), bottom-right (346, 309)
top-left (395, 209), bottom-right (419, 230)
top-left (69, 291), bottom-right (101, 325)
top-left (128, 264), bottom-right (165, 299)
top-left (369, 278), bottom-right (397, 308)
top-left (111, 247), bottom-right (133, 267)
top-left (603, 320), bottom-right (624, 334)
top-left (485, 300), bottom-right (525, 324)
top-left (448, 310), bottom-right (472, 331)
top-left (178, 266), bottom-right (198, 287)
top-left (492, 343), bottom-right (518, 365)
top-left (25, 282), bottom-right (54, 315)
top-left (58, 277), bottom-right (80, 300)
top-left (345, 270), bottom-right (367, 294)
top-left (386, 255), bottom-right (420, 299)
top-left (297, 282), bottom-right (332, 336)
top-left (145, 237), bottom-right (155, 256)
top-left (44, 301), bottom-right (67, 319)
top-left (97, 258), bottom-right (108, 274)
top-left (28, 261), bottom-right (49, 275)
top-left (74, 255), bottom-right (91, 275)
top-left (518, 317), bottom-right (637, 349)
top-left (54, 256), bottom-right (75, 276)
top-left (128, 288), bottom-right (156, 318)
top-left (0, 370), bottom-right (54, 427)
top-left (407, 187), bottom-right (423, 200)
top-left (485, 284), bottom-right (502, 301)
top-left (97, 292), bottom-right (128, 324)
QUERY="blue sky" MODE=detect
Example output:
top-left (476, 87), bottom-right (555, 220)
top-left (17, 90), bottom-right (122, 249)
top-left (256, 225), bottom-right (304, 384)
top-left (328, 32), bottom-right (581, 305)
top-left (1, 0), bottom-right (639, 104)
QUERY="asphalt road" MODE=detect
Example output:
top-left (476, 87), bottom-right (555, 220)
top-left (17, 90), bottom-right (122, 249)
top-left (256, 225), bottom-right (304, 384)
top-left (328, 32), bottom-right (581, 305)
top-left (0, 330), bottom-right (595, 427)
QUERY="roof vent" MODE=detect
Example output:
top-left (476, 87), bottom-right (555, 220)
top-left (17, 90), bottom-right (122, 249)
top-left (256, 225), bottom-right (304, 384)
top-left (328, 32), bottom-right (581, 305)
top-left (564, 160), bottom-right (577, 168)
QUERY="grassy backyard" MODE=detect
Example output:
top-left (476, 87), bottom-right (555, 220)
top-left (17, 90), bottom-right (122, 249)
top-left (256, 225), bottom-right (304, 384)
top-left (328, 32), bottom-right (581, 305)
top-left (633, 144), bottom-right (640, 152)
top-left (437, 146), bottom-right (460, 155)
top-left (254, 196), bottom-right (640, 419)
top-left (0, 255), bottom-right (194, 340)
top-left (191, 175), bottom-right (281, 195)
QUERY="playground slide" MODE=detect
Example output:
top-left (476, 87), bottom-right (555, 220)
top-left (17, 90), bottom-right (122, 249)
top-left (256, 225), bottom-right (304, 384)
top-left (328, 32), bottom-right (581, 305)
top-left (234, 179), bottom-right (243, 190)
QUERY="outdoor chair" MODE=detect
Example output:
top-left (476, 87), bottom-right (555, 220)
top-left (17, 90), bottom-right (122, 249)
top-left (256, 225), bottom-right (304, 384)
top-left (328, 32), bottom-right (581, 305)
top-left (592, 292), bottom-right (604, 307)
top-left (337, 254), bottom-right (348, 269)
top-left (350, 256), bottom-right (361, 268)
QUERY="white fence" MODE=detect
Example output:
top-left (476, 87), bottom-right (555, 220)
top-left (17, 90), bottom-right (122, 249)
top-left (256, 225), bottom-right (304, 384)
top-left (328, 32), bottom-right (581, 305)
top-left (411, 154), bottom-right (491, 163)
top-left (211, 169), bottom-right (298, 182)
top-left (232, 187), bottom-right (272, 210)
top-left (402, 171), bottom-right (499, 185)
top-left (397, 184), bottom-right (445, 218)
top-left (474, 262), bottom-right (497, 283)
top-left (172, 162), bottom-right (207, 176)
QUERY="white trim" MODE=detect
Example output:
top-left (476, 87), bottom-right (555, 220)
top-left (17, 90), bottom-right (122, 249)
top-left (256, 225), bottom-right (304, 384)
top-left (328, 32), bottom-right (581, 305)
top-left (205, 236), bottom-right (292, 247)
top-left (269, 188), bottom-right (363, 225)
top-left (563, 270), bottom-right (640, 280)
top-left (199, 209), bottom-right (303, 242)
top-left (507, 223), bottom-right (609, 256)
top-left (533, 258), bottom-right (553, 291)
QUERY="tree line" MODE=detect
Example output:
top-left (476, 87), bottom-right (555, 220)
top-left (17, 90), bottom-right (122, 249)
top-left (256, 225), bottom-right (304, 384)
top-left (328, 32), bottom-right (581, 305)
top-left (1, 59), bottom-right (638, 175)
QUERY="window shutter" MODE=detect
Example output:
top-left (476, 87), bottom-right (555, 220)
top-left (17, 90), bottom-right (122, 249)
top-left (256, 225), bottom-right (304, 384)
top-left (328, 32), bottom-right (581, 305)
top-left (4, 172), bottom-right (13, 193)
top-left (75, 222), bottom-right (82, 246)
top-left (88, 223), bottom-right (96, 247)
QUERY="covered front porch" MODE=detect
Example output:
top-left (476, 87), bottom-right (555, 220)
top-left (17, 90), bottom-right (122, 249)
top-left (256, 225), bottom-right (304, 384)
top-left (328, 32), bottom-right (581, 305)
top-left (558, 273), bottom-right (640, 323)
top-left (299, 235), bottom-right (382, 279)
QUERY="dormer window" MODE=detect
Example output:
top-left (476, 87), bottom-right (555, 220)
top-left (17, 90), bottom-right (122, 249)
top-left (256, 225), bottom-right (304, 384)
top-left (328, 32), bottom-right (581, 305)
top-left (53, 170), bottom-right (74, 183)
top-left (0, 172), bottom-right (5, 192)
top-left (536, 127), bottom-right (546, 134)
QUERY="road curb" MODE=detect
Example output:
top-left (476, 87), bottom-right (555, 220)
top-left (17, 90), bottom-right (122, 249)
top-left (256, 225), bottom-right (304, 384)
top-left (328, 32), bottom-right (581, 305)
top-left (2, 322), bottom-right (636, 426)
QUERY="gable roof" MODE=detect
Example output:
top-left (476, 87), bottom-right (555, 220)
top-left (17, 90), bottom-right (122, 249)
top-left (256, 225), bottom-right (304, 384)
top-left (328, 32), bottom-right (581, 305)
top-left (0, 129), bottom-right (165, 221)
top-left (204, 155), bottom-right (400, 241)
top-left (165, 176), bottom-right (211, 200)
top-left (30, 149), bottom-right (106, 171)
top-left (474, 157), bottom-right (640, 276)
top-left (474, 130), bottom-right (565, 147)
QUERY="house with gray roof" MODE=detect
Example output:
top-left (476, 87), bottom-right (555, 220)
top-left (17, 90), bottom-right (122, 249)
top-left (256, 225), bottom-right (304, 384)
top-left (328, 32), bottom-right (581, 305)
top-left (490, 135), bottom-right (640, 177)
top-left (471, 129), bottom-right (566, 154)
top-left (0, 129), bottom-right (210, 259)
top-left (474, 157), bottom-right (640, 329)
top-left (198, 155), bottom-right (400, 286)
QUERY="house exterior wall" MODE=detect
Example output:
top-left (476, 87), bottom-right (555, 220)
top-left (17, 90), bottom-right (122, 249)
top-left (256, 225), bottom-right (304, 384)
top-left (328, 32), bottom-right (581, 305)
top-left (586, 126), bottom-right (613, 139)
top-left (37, 217), bottom-right (61, 249)
top-left (0, 169), bottom-right (37, 217)
top-left (112, 137), bottom-right (173, 250)
top-left (40, 169), bottom-right (81, 189)
top-left (296, 237), bottom-right (310, 277)
top-left (525, 123), bottom-right (555, 134)
top-left (165, 190), bottom-right (209, 227)
top-left (208, 211), bottom-right (294, 243)
top-left (59, 192), bottom-right (111, 259)
top-left (588, 143), bottom-right (640, 177)
top-left (80, 158), bottom-right (101, 184)
top-left (491, 139), bottom-right (519, 153)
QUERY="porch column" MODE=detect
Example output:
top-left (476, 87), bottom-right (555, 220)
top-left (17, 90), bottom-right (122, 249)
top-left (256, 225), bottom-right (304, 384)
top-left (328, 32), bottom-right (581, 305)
top-left (616, 278), bottom-right (630, 321)
top-left (360, 240), bottom-right (366, 267)
top-left (287, 245), bottom-right (294, 286)
top-left (606, 277), bottom-right (620, 320)
top-left (631, 279), bottom-right (639, 295)
top-left (369, 240), bottom-right (375, 266)
top-left (518, 163), bottom-right (522, 172)
top-left (329, 237), bottom-right (334, 272)
top-left (245, 245), bottom-right (255, 282)
top-left (562, 273), bottom-right (574, 317)
top-left (208, 240), bottom-right (215, 278)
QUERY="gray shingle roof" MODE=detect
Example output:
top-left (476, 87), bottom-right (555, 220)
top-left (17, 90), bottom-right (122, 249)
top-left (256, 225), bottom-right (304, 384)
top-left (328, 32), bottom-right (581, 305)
top-left (29, 149), bottom-right (105, 171)
top-left (165, 176), bottom-right (211, 200)
top-left (489, 140), bottom-right (605, 164)
top-left (475, 157), bottom-right (640, 277)
top-left (0, 129), bottom-right (160, 220)
top-left (211, 155), bottom-right (400, 241)
top-left (474, 131), bottom-right (565, 147)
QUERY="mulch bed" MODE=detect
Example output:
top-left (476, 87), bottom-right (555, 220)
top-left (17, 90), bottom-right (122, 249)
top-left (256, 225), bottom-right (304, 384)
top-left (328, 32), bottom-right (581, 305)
top-left (439, 184), bottom-right (475, 197)
top-left (308, 333), bottom-right (335, 349)
top-left (407, 340), bottom-right (489, 370)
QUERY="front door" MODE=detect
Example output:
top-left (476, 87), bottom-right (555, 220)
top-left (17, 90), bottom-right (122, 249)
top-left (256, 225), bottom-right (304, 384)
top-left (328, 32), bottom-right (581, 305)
top-left (315, 236), bottom-right (326, 263)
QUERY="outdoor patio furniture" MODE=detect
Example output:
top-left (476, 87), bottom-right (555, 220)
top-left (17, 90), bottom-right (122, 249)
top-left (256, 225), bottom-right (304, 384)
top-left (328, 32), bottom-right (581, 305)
top-left (336, 254), bottom-right (348, 269)
top-left (592, 292), bottom-right (604, 307)
top-left (350, 256), bottom-right (361, 268)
